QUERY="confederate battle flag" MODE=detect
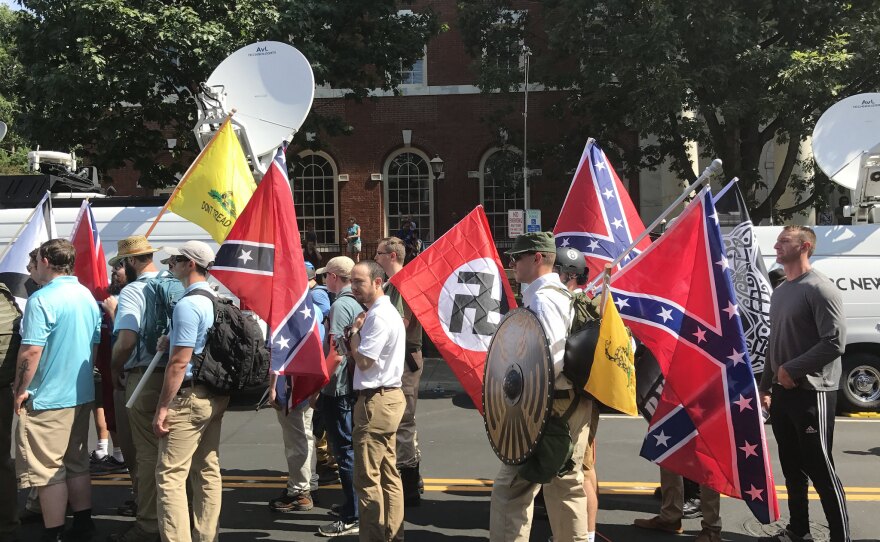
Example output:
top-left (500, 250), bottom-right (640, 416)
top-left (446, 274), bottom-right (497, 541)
top-left (211, 147), bottom-right (328, 407)
top-left (70, 200), bottom-right (109, 301)
top-left (553, 138), bottom-right (651, 281)
top-left (389, 206), bottom-right (517, 414)
top-left (608, 187), bottom-right (780, 524)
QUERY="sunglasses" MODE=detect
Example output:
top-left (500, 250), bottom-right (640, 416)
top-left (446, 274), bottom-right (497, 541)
top-left (509, 252), bottom-right (536, 264)
top-left (172, 256), bottom-right (191, 264)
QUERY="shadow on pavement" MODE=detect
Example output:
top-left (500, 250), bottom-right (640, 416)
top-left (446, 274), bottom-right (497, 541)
top-left (843, 446), bottom-right (880, 457)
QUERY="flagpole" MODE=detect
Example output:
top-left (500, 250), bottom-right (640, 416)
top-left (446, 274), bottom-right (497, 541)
top-left (584, 158), bottom-right (723, 294)
top-left (144, 111), bottom-right (236, 239)
top-left (599, 264), bottom-right (612, 318)
top-left (0, 191), bottom-right (50, 262)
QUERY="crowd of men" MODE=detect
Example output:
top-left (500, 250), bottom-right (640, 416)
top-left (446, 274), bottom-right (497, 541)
top-left (0, 224), bottom-right (852, 542)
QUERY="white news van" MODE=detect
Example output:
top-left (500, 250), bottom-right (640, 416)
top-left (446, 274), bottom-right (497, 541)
top-left (755, 225), bottom-right (880, 412)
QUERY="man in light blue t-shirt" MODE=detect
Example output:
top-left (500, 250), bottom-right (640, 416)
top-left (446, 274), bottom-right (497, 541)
top-left (13, 239), bottom-right (101, 542)
top-left (151, 240), bottom-right (224, 542)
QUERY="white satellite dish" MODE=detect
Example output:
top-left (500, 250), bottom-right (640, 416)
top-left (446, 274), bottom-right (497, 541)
top-left (812, 93), bottom-right (880, 190)
top-left (204, 41), bottom-right (315, 160)
top-left (0, 121), bottom-right (7, 144)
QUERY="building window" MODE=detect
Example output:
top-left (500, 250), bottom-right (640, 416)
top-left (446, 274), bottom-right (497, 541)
top-left (481, 148), bottom-right (525, 240)
top-left (399, 56), bottom-right (426, 85)
top-left (290, 152), bottom-right (338, 244)
top-left (385, 150), bottom-right (434, 241)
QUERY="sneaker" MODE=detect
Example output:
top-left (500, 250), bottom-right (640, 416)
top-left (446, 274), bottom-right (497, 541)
top-left (757, 528), bottom-right (813, 542)
top-left (318, 520), bottom-right (359, 537)
top-left (115, 500), bottom-right (137, 517)
top-left (269, 490), bottom-right (314, 512)
top-left (328, 503), bottom-right (342, 518)
top-left (682, 497), bottom-right (702, 519)
top-left (101, 456), bottom-right (128, 474)
top-left (106, 524), bottom-right (160, 542)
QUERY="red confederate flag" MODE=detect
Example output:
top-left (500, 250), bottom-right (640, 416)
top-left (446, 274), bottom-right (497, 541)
top-left (389, 206), bottom-right (517, 414)
top-left (608, 187), bottom-right (779, 524)
top-left (553, 139), bottom-right (651, 281)
top-left (210, 147), bottom-right (328, 407)
top-left (69, 201), bottom-right (109, 301)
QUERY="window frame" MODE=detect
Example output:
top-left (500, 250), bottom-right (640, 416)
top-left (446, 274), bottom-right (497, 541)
top-left (290, 150), bottom-right (340, 244)
top-left (383, 148), bottom-right (436, 242)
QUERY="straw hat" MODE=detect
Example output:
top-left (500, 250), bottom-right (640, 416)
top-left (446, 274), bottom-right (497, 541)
top-left (108, 235), bottom-right (161, 267)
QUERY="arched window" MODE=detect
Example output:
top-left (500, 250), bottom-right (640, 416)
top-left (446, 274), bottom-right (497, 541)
top-left (384, 150), bottom-right (434, 241)
top-left (481, 148), bottom-right (525, 240)
top-left (290, 152), bottom-right (338, 243)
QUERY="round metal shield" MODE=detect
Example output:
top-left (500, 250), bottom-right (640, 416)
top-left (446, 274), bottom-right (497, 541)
top-left (483, 308), bottom-right (554, 465)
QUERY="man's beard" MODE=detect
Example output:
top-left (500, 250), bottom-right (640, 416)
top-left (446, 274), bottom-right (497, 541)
top-left (108, 276), bottom-right (125, 296)
top-left (124, 261), bottom-right (138, 284)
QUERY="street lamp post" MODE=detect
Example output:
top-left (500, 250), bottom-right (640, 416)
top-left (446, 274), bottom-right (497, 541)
top-left (522, 46), bottom-right (531, 211)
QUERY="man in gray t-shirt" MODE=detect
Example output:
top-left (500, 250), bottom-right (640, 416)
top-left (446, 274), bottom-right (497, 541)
top-left (314, 256), bottom-right (362, 537)
top-left (758, 226), bottom-right (850, 542)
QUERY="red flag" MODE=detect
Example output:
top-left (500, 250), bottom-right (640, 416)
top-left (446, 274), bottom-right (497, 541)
top-left (69, 201), bottom-right (109, 301)
top-left (553, 139), bottom-right (651, 281)
top-left (389, 206), bottom-right (517, 414)
top-left (210, 148), bottom-right (328, 407)
top-left (609, 188), bottom-right (779, 524)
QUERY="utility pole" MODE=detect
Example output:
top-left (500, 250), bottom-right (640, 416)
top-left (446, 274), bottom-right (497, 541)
top-left (522, 46), bottom-right (531, 210)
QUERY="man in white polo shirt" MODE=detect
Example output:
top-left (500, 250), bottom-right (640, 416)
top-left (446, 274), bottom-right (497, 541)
top-left (347, 260), bottom-right (406, 541)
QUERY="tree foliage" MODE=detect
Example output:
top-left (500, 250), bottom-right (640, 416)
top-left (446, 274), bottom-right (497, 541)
top-left (10, 0), bottom-right (439, 187)
top-left (0, 5), bottom-right (29, 174)
top-left (459, 0), bottom-right (880, 222)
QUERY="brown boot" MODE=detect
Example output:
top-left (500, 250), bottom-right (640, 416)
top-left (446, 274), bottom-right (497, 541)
top-left (633, 515), bottom-right (683, 534)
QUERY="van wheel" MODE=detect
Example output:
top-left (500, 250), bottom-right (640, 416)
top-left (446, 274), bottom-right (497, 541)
top-left (839, 353), bottom-right (880, 412)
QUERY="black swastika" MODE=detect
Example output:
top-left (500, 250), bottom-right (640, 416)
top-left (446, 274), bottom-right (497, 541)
top-left (449, 271), bottom-right (501, 336)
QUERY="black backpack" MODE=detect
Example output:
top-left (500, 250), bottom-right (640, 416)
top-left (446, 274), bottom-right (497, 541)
top-left (184, 289), bottom-right (270, 394)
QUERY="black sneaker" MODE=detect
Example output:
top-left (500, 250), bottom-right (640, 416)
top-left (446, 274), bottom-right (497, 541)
top-left (757, 528), bottom-right (813, 542)
top-left (318, 519), bottom-right (359, 537)
top-left (682, 497), bottom-right (702, 519)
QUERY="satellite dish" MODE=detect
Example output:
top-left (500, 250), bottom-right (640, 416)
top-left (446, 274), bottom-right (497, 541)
top-left (812, 93), bottom-right (880, 190)
top-left (205, 41), bottom-right (315, 159)
top-left (0, 121), bottom-right (7, 143)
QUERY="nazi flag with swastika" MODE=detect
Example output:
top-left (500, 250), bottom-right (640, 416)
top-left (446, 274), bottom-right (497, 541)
top-left (389, 206), bottom-right (517, 414)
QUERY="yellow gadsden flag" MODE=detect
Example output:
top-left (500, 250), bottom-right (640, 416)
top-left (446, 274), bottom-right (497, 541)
top-left (585, 291), bottom-right (638, 416)
top-left (167, 120), bottom-right (256, 243)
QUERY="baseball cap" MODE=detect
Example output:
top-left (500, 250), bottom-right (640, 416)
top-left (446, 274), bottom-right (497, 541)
top-left (506, 231), bottom-right (557, 255)
top-left (315, 256), bottom-right (355, 278)
top-left (305, 261), bottom-right (316, 280)
top-left (164, 241), bottom-right (216, 269)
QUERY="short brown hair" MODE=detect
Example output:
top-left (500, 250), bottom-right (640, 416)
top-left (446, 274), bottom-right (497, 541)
top-left (379, 236), bottom-right (406, 262)
top-left (38, 239), bottom-right (76, 275)
top-left (782, 225), bottom-right (817, 257)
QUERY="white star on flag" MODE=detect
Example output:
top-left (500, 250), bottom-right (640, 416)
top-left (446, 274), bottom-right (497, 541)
top-left (611, 218), bottom-right (623, 229)
top-left (693, 327), bottom-right (707, 343)
top-left (275, 335), bottom-right (290, 350)
top-left (709, 211), bottom-right (719, 224)
top-left (739, 441), bottom-right (759, 459)
top-left (657, 308), bottom-right (673, 322)
top-left (654, 431), bottom-right (671, 447)
top-left (722, 301), bottom-right (739, 319)
top-left (587, 239), bottom-right (600, 250)
top-left (615, 297), bottom-right (630, 310)
top-left (238, 249), bottom-right (254, 265)
top-left (561, 238), bottom-right (570, 247)
top-left (727, 349), bottom-right (746, 366)
top-left (715, 256), bottom-right (730, 270)
top-left (745, 485), bottom-right (764, 501)
top-left (299, 306), bottom-right (312, 320)
top-left (603, 188), bottom-right (615, 200)
top-left (595, 161), bottom-right (606, 171)
top-left (733, 394), bottom-right (753, 412)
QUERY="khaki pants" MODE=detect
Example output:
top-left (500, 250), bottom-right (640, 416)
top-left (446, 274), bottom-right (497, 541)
top-left (354, 388), bottom-right (406, 542)
top-left (658, 468), bottom-right (721, 532)
top-left (126, 370), bottom-right (164, 533)
top-left (156, 385), bottom-right (229, 542)
top-left (490, 392), bottom-right (593, 542)
top-left (113, 384), bottom-right (137, 500)
top-left (275, 401), bottom-right (316, 495)
top-left (395, 351), bottom-right (422, 468)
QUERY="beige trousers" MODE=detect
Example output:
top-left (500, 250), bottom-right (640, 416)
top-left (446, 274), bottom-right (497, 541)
top-left (113, 385), bottom-right (137, 501)
top-left (156, 385), bottom-right (229, 542)
top-left (275, 401), bottom-right (316, 494)
top-left (489, 392), bottom-right (593, 542)
top-left (354, 388), bottom-right (406, 542)
top-left (658, 467), bottom-right (721, 531)
top-left (126, 370), bottom-right (165, 533)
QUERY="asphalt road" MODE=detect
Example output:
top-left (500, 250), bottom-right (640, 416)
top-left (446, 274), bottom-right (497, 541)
top-left (14, 358), bottom-right (880, 541)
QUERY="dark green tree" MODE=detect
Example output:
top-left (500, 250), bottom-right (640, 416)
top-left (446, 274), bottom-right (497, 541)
top-left (459, 0), bottom-right (880, 222)
top-left (11, 0), bottom-right (439, 187)
top-left (0, 5), bottom-right (29, 174)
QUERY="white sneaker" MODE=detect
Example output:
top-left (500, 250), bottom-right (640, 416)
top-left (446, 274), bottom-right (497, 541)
top-left (318, 520), bottom-right (359, 537)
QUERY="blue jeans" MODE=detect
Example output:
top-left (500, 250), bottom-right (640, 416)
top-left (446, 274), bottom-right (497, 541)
top-left (320, 393), bottom-right (358, 522)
